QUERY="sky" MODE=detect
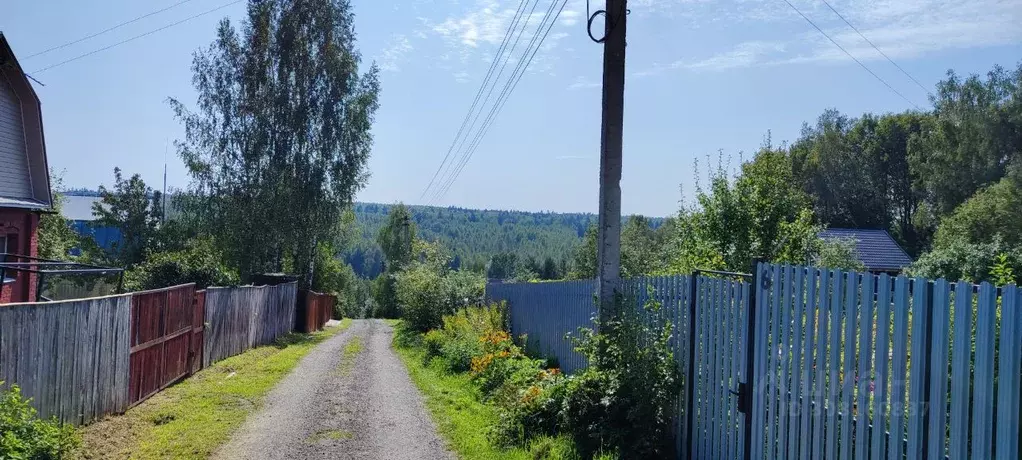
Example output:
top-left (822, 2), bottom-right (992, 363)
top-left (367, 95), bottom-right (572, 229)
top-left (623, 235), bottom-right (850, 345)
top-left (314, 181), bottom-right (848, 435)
top-left (3, 0), bottom-right (1021, 217)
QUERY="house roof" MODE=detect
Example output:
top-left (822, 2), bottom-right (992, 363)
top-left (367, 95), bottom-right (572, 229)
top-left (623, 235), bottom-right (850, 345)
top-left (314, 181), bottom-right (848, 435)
top-left (0, 196), bottom-right (50, 210)
top-left (819, 228), bottom-right (913, 272)
top-left (0, 33), bottom-right (52, 209)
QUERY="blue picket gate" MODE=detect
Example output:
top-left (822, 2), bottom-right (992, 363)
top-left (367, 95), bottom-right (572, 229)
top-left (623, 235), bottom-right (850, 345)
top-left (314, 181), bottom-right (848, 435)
top-left (486, 263), bottom-right (1022, 460)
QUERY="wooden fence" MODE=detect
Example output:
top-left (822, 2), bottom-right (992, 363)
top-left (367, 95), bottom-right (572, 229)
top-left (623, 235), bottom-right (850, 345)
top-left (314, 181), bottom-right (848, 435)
top-left (0, 281), bottom-right (300, 425)
top-left (488, 263), bottom-right (1022, 460)
top-left (0, 295), bottom-right (131, 424)
top-left (203, 282), bottom-right (298, 367)
top-left (297, 290), bottom-right (334, 333)
top-left (128, 284), bottom-right (199, 405)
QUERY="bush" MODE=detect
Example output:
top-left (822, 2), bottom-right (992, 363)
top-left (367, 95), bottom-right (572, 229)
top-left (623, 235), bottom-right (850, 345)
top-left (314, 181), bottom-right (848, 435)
top-left (0, 384), bottom-right (80, 459)
top-left (394, 264), bottom-right (484, 332)
top-left (124, 239), bottom-right (238, 291)
top-left (909, 236), bottom-right (1022, 283)
top-left (560, 298), bottom-right (681, 459)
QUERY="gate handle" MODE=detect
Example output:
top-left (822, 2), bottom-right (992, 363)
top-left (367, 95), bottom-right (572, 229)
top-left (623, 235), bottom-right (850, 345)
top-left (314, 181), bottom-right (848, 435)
top-left (729, 387), bottom-right (740, 396)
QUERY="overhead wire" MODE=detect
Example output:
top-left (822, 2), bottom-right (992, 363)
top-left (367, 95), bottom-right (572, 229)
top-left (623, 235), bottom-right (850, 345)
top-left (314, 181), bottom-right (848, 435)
top-left (23, 0), bottom-right (198, 60)
top-left (31, 0), bottom-right (243, 74)
top-left (780, 0), bottom-right (922, 110)
top-left (428, 0), bottom-right (562, 204)
top-left (429, 0), bottom-right (569, 204)
top-left (427, 0), bottom-right (545, 203)
top-left (418, 0), bottom-right (533, 200)
top-left (817, 0), bottom-right (932, 96)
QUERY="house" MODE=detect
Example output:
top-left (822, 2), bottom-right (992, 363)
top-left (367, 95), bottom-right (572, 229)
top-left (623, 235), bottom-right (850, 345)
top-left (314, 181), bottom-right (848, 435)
top-left (0, 33), bottom-right (53, 303)
top-left (62, 193), bottom-right (122, 251)
top-left (819, 228), bottom-right (913, 273)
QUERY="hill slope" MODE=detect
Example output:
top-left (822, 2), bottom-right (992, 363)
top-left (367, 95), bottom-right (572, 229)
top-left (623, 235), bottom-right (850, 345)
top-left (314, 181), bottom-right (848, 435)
top-left (345, 203), bottom-right (597, 278)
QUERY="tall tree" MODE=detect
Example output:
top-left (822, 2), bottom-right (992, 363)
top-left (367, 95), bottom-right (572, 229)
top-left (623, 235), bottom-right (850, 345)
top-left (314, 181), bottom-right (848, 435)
top-left (169, 0), bottom-right (380, 285)
top-left (92, 168), bottom-right (162, 266)
top-left (377, 204), bottom-right (416, 271)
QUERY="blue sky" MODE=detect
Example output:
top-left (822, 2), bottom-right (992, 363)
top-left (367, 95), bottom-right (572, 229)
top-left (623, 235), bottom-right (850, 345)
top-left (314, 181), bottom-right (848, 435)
top-left (4, 0), bottom-right (1021, 217)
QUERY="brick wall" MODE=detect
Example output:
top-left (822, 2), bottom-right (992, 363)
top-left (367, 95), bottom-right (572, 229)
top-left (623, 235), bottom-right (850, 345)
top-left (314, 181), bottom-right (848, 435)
top-left (0, 208), bottom-right (40, 303)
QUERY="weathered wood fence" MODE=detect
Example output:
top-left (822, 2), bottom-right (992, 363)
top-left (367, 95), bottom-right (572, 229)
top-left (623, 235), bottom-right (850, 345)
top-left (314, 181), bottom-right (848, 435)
top-left (0, 295), bottom-right (131, 424)
top-left (487, 263), bottom-right (1022, 460)
top-left (0, 282), bottom-right (300, 425)
top-left (203, 282), bottom-right (298, 367)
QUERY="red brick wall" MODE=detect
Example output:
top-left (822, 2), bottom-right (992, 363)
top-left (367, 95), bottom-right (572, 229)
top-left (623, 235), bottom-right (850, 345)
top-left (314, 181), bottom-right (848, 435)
top-left (0, 208), bottom-right (40, 303)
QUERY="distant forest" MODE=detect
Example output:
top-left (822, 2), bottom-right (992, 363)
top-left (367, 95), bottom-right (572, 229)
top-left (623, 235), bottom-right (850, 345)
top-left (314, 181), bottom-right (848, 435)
top-left (346, 203), bottom-right (619, 278)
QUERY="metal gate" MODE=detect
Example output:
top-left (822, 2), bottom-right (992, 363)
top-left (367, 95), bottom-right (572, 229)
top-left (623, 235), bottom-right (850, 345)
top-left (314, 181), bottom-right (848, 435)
top-left (686, 270), bottom-right (756, 460)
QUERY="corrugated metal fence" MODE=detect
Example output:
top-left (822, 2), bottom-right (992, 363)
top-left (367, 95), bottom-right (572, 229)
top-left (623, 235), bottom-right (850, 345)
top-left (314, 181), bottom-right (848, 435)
top-left (487, 263), bottom-right (1022, 460)
top-left (203, 282), bottom-right (298, 367)
top-left (0, 282), bottom-right (299, 425)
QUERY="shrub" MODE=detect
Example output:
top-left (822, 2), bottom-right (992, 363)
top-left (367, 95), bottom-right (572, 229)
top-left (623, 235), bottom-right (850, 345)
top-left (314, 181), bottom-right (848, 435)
top-left (394, 264), bottom-right (485, 332)
top-left (560, 298), bottom-right (681, 459)
top-left (124, 239), bottom-right (238, 291)
top-left (0, 384), bottom-right (80, 459)
top-left (491, 369), bottom-right (566, 447)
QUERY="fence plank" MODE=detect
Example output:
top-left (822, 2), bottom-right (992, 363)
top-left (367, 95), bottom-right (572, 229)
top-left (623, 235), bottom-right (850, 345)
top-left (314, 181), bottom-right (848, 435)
top-left (872, 274), bottom-right (892, 459)
top-left (811, 269), bottom-right (830, 460)
top-left (927, 280), bottom-right (951, 459)
top-left (838, 272), bottom-right (858, 460)
top-left (751, 263), bottom-right (769, 460)
top-left (776, 266), bottom-right (792, 460)
top-left (765, 265), bottom-right (781, 459)
top-left (996, 285), bottom-right (1021, 460)
top-left (906, 277), bottom-right (930, 460)
top-left (889, 276), bottom-right (909, 460)
top-left (825, 270), bottom-right (844, 460)
top-left (799, 267), bottom-right (819, 458)
top-left (971, 283), bottom-right (996, 459)
top-left (203, 283), bottom-right (297, 367)
top-left (787, 266), bottom-right (806, 459)
top-left (949, 281), bottom-right (972, 459)
top-left (855, 272), bottom-right (876, 458)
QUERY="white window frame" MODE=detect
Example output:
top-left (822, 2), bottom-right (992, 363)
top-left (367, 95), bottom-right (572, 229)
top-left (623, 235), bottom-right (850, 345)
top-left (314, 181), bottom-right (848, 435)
top-left (0, 235), bottom-right (13, 285)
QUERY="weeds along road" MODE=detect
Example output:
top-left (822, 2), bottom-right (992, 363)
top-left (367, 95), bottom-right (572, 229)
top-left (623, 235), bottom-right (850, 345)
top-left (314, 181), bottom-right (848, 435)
top-left (215, 319), bottom-right (452, 460)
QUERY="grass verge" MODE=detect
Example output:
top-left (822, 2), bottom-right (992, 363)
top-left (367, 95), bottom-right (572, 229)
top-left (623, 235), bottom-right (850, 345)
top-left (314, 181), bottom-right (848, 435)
top-left (76, 319), bottom-right (353, 459)
top-left (391, 322), bottom-right (578, 460)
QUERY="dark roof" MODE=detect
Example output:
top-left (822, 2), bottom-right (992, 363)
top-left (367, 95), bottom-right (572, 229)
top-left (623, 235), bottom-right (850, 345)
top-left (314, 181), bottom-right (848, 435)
top-left (819, 228), bottom-right (913, 272)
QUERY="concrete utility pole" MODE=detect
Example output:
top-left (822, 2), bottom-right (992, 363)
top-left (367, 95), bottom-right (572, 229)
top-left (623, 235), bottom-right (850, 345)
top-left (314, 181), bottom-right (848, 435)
top-left (596, 0), bottom-right (626, 320)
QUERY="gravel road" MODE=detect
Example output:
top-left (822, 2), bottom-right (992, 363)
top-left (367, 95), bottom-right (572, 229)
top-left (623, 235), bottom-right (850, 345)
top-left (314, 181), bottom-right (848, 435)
top-left (215, 319), bottom-right (452, 460)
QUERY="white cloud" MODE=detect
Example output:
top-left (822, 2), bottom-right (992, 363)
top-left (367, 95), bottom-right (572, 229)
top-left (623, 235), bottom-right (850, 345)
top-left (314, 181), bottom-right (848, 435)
top-left (671, 41), bottom-right (786, 71)
top-left (568, 75), bottom-right (600, 90)
top-left (635, 0), bottom-right (1022, 75)
top-left (379, 34), bottom-right (413, 73)
top-left (559, 10), bottom-right (581, 26)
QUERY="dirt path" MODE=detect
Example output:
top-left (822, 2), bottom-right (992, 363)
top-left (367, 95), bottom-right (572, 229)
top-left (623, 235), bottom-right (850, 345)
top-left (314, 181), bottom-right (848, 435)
top-left (215, 319), bottom-right (452, 460)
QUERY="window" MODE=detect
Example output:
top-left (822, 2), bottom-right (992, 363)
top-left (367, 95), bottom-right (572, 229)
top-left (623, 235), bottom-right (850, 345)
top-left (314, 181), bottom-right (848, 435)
top-left (0, 235), bottom-right (13, 285)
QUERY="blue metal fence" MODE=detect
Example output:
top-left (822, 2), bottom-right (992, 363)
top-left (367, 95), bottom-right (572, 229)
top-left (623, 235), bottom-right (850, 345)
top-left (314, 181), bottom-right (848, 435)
top-left (487, 263), bottom-right (1022, 460)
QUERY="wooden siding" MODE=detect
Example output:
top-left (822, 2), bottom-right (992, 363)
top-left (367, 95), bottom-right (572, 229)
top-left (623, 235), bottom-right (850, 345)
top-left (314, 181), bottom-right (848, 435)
top-left (0, 73), bottom-right (31, 200)
top-left (0, 295), bottom-right (131, 424)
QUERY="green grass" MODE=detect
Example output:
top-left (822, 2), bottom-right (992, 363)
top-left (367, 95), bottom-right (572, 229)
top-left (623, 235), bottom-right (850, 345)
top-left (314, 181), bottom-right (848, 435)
top-left (391, 322), bottom-right (579, 460)
top-left (77, 319), bottom-right (353, 459)
top-left (337, 337), bottom-right (364, 376)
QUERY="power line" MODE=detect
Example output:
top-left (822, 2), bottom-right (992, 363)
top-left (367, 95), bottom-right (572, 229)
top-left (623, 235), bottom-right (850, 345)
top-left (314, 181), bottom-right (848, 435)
top-left (430, 0), bottom-right (569, 204)
top-left (419, 0), bottom-right (533, 200)
top-left (427, 0), bottom-right (546, 203)
top-left (780, 0), bottom-right (922, 110)
top-left (818, 0), bottom-right (932, 96)
top-left (429, 0), bottom-right (561, 204)
top-left (24, 0), bottom-right (198, 60)
top-left (31, 0), bottom-right (242, 74)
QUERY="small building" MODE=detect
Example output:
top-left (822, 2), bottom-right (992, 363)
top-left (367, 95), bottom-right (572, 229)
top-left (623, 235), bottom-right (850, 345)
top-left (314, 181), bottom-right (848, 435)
top-left (0, 33), bottom-right (52, 303)
top-left (819, 228), bottom-right (913, 274)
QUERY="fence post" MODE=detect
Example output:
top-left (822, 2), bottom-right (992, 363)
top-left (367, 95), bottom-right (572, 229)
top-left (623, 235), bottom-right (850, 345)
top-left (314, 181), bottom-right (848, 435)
top-left (685, 271), bottom-right (698, 459)
top-left (742, 258), bottom-right (763, 460)
top-left (919, 280), bottom-right (934, 460)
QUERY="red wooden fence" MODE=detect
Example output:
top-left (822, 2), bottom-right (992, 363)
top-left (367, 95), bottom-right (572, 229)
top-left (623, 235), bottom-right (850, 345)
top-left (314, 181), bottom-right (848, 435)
top-left (297, 290), bottom-right (334, 333)
top-left (128, 283), bottom-right (200, 405)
